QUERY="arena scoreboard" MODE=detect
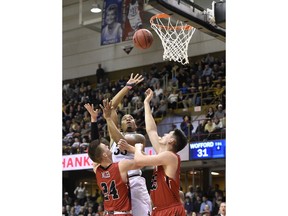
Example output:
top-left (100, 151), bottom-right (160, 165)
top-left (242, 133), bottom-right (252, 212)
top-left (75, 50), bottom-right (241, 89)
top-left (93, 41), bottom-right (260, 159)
top-left (189, 139), bottom-right (226, 160)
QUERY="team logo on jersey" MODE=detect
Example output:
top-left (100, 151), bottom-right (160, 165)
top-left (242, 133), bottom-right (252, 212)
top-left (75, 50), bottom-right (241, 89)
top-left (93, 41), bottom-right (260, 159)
top-left (101, 171), bottom-right (110, 178)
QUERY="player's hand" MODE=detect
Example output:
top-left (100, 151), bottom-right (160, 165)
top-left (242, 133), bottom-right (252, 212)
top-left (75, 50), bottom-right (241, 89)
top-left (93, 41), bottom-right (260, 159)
top-left (99, 99), bottom-right (113, 119)
top-left (117, 139), bottom-right (132, 152)
top-left (135, 143), bottom-right (143, 151)
top-left (144, 88), bottom-right (153, 103)
top-left (84, 103), bottom-right (99, 122)
top-left (126, 73), bottom-right (144, 87)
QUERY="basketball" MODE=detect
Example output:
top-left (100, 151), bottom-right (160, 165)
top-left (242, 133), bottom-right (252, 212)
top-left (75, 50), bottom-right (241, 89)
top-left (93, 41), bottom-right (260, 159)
top-left (133, 29), bottom-right (153, 49)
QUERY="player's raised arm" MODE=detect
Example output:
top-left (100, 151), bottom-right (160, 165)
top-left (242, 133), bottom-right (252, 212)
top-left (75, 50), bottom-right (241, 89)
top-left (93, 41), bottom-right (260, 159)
top-left (84, 103), bottom-right (100, 141)
top-left (134, 143), bottom-right (176, 167)
top-left (84, 103), bottom-right (98, 122)
top-left (100, 99), bottom-right (125, 144)
top-left (111, 73), bottom-right (144, 108)
top-left (144, 88), bottom-right (161, 153)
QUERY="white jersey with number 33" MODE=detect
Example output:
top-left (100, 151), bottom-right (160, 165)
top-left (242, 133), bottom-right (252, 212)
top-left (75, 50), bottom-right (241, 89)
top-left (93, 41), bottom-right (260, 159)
top-left (110, 142), bottom-right (142, 176)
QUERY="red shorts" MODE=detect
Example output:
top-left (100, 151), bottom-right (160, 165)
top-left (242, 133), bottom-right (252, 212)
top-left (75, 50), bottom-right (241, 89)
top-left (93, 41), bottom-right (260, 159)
top-left (152, 203), bottom-right (185, 216)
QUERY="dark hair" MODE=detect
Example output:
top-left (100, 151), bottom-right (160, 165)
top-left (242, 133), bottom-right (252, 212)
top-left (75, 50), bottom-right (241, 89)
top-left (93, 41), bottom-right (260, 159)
top-left (88, 139), bottom-right (108, 163)
top-left (183, 115), bottom-right (191, 121)
top-left (172, 129), bottom-right (187, 152)
top-left (100, 137), bottom-right (110, 146)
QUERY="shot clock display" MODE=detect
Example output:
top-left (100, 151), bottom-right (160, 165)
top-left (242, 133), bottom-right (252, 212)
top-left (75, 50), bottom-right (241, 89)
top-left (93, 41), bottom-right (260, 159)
top-left (189, 139), bottom-right (226, 160)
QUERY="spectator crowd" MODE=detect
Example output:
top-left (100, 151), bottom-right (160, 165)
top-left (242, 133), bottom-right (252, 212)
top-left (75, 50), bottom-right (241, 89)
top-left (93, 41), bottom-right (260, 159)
top-left (62, 53), bottom-right (226, 155)
top-left (62, 53), bottom-right (226, 216)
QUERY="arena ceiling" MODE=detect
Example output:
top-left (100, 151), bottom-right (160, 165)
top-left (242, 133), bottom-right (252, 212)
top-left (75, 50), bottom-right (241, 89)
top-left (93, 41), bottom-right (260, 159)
top-left (63, 0), bottom-right (223, 35)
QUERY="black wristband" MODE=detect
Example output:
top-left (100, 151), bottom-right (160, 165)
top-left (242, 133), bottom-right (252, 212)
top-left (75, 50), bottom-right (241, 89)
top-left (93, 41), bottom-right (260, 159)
top-left (126, 83), bottom-right (136, 88)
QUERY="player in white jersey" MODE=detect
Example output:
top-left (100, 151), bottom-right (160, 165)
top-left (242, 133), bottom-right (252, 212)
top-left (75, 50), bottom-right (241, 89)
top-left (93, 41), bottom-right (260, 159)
top-left (127, 0), bottom-right (143, 31)
top-left (107, 73), bottom-right (151, 216)
top-left (107, 115), bottom-right (151, 216)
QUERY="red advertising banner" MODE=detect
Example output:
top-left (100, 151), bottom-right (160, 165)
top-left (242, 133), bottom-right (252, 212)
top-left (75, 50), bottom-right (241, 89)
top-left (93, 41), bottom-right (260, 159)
top-left (62, 153), bottom-right (93, 171)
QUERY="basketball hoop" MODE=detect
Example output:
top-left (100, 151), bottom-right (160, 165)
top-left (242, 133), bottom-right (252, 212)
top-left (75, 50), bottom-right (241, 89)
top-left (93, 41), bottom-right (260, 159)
top-left (150, 13), bottom-right (196, 65)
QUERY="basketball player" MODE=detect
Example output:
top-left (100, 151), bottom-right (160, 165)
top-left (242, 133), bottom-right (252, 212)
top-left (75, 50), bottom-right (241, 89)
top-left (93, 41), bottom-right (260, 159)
top-left (101, 4), bottom-right (123, 45)
top-left (88, 138), bottom-right (139, 216)
top-left (86, 73), bottom-right (152, 215)
top-left (127, 0), bottom-right (143, 31)
top-left (108, 73), bottom-right (151, 216)
top-left (132, 88), bottom-right (187, 216)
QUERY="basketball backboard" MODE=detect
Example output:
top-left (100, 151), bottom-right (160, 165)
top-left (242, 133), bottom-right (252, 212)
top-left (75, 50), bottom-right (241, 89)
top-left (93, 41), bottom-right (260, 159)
top-left (147, 0), bottom-right (226, 42)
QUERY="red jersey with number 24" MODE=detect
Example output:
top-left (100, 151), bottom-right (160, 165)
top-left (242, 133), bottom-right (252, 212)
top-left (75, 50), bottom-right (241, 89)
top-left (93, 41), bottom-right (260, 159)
top-left (95, 162), bottom-right (131, 212)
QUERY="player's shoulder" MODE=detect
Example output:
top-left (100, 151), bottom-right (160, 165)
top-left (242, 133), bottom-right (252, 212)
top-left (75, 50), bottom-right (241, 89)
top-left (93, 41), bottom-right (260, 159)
top-left (93, 163), bottom-right (101, 173)
top-left (134, 133), bottom-right (146, 143)
top-left (158, 150), bottom-right (178, 160)
top-left (123, 132), bottom-right (145, 138)
top-left (135, 132), bottom-right (145, 138)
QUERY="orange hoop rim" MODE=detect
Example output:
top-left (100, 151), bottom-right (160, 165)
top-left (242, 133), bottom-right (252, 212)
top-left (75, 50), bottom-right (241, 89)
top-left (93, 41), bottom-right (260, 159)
top-left (150, 13), bottom-right (194, 31)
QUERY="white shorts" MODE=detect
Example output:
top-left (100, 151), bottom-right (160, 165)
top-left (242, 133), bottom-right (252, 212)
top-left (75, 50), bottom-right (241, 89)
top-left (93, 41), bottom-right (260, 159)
top-left (129, 175), bottom-right (152, 216)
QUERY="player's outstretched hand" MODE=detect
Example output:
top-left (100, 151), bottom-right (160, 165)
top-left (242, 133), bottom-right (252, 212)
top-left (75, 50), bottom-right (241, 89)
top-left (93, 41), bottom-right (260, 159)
top-left (84, 103), bottom-right (99, 122)
top-left (144, 88), bottom-right (153, 103)
top-left (100, 99), bottom-right (114, 120)
top-left (126, 73), bottom-right (144, 87)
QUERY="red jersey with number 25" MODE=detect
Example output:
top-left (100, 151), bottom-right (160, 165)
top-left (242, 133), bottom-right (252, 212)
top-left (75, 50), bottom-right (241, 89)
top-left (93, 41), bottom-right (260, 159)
top-left (150, 154), bottom-right (185, 216)
top-left (95, 162), bottom-right (131, 212)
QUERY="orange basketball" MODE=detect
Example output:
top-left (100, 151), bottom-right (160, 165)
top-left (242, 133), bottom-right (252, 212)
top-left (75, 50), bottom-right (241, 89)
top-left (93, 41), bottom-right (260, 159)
top-left (133, 29), bottom-right (153, 49)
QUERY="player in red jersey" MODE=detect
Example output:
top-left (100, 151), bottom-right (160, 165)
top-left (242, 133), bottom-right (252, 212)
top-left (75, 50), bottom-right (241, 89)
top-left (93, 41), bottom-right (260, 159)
top-left (88, 100), bottom-right (143, 216)
top-left (132, 88), bottom-right (188, 216)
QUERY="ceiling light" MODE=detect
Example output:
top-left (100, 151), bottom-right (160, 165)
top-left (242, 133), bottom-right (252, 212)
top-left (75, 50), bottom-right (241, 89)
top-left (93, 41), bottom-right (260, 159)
top-left (211, 172), bottom-right (219, 175)
top-left (91, 3), bottom-right (101, 13)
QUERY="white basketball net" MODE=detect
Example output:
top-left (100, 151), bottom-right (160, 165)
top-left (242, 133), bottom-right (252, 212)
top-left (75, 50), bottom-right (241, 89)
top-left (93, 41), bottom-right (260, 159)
top-left (150, 14), bottom-right (196, 65)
